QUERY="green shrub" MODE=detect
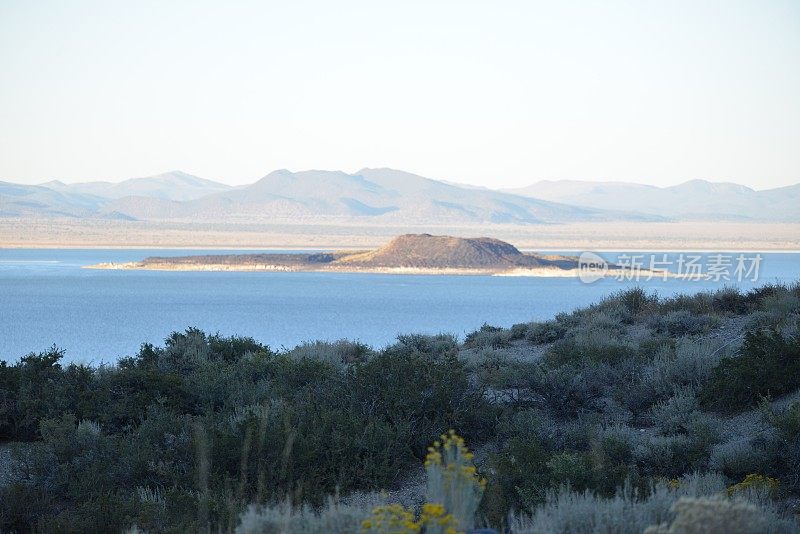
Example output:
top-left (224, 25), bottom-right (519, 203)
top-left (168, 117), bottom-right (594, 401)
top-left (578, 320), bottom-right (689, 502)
top-left (765, 401), bottom-right (800, 440)
top-left (613, 287), bottom-right (658, 317)
top-left (627, 339), bottom-right (727, 415)
top-left (525, 321), bottom-right (568, 344)
top-left (644, 497), bottom-right (769, 534)
top-left (659, 292), bottom-right (715, 315)
top-left (490, 437), bottom-right (552, 512)
top-left (589, 427), bottom-right (638, 495)
top-left (746, 282), bottom-right (800, 311)
top-left (649, 388), bottom-right (702, 435)
top-left (699, 329), bottom-right (800, 412)
top-left (529, 364), bottom-right (607, 418)
top-left (351, 348), bottom-right (490, 455)
top-left (285, 339), bottom-right (373, 367)
top-left (7, 347), bottom-right (67, 439)
top-left (0, 365), bottom-right (18, 439)
top-left (512, 472), bottom-right (798, 534)
top-left (709, 439), bottom-right (768, 481)
top-left (0, 484), bottom-right (50, 533)
top-left (101, 366), bottom-right (196, 430)
top-left (6, 284), bottom-right (800, 532)
top-left (0, 329), bottom-right (495, 531)
top-left (236, 498), bottom-right (374, 534)
top-left (464, 323), bottom-right (512, 349)
top-left (760, 292), bottom-right (800, 318)
top-left (545, 330), bottom-right (638, 367)
top-left (711, 287), bottom-right (749, 314)
top-left (510, 321), bottom-right (531, 340)
top-left (207, 334), bottom-right (270, 362)
top-left (546, 452), bottom-right (592, 491)
top-left (648, 311), bottom-right (715, 337)
top-left (511, 474), bottom-right (727, 534)
top-left (387, 333), bottom-right (459, 358)
top-left (761, 401), bottom-right (800, 493)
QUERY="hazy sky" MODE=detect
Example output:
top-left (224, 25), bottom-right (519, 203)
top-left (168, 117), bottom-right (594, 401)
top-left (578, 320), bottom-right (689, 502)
top-left (1, 1), bottom-right (798, 189)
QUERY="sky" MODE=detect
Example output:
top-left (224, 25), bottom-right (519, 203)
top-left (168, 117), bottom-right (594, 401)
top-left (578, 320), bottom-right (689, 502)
top-left (0, 1), bottom-right (799, 190)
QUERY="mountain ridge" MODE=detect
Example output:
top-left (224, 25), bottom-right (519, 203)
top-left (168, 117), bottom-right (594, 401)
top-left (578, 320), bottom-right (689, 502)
top-left (40, 171), bottom-right (232, 202)
top-left (88, 168), bottom-right (655, 225)
top-left (2, 170), bottom-right (797, 224)
top-left (504, 179), bottom-right (800, 221)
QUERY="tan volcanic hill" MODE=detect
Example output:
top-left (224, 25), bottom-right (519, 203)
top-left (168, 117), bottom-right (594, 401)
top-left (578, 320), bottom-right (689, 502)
top-left (336, 233), bottom-right (553, 268)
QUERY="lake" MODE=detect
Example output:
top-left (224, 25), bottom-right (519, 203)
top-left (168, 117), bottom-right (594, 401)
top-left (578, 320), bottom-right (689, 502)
top-left (1, 248), bottom-right (798, 364)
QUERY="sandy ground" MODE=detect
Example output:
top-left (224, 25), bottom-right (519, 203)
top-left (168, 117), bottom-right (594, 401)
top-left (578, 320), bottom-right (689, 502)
top-left (2, 218), bottom-right (800, 251)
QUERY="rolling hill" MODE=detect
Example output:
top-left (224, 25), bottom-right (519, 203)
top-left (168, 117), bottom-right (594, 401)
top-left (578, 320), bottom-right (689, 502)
top-left (336, 233), bottom-right (548, 268)
top-left (41, 171), bottom-right (231, 202)
top-left (98, 168), bottom-right (658, 224)
top-left (3, 169), bottom-right (797, 225)
top-left (0, 181), bottom-right (106, 218)
top-left (505, 179), bottom-right (800, 221)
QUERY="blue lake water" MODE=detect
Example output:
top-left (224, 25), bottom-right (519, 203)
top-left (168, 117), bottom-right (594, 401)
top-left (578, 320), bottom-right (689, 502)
top-left (1, 248), bottom-right (798, 364)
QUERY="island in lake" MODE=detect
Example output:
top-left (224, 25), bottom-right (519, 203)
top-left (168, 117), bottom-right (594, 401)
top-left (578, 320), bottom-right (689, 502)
top-left (87, 233), bottom-right (630, 277)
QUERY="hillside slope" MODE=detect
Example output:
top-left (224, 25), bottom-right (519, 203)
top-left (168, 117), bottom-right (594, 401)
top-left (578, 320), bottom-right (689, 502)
top-left (42, 171), bottom-right (232, 201)
top-left (9, 170), bottom-right (798, 224)
top-left (505, 179), bottom-right (800, 221)
top-left (0, 181), bottom-right (106, 218)
top-left (106, 169), bottom-right (655, 225)
top-left (337, 233), bottom-right (547, 268)
top-left (2, 284), bottom-right (799, 532)
top-left (8, 169), bottom-right (662, 225)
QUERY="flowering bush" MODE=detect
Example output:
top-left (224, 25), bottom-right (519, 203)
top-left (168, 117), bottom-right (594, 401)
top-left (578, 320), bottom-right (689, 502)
top-left (360, 503), bottom-right (461, 534)
top-left (361, 431), bottom-right (483, 534)
top-left (726, 473), bottom-right (779, 502)
top-left (361, 504), bottom-right (420, 533)
top-left (425, 430), bottom-right (486, 531)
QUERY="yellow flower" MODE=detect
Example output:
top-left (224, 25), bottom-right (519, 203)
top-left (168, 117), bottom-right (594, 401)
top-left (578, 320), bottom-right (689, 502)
top-left (421, 503), bottom-right (446, 516)
top-left (726, 473), bottom-right (779, 498)
top-left (362, 504), bottom-right (420, 533)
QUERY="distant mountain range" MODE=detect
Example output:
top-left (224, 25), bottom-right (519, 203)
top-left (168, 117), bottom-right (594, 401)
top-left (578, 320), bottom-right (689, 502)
top-left (0, 171), bottom-right (231, 220)
top-left (41, 171), bottom-right (232, 202)
top-left (504, 179), bottom-right (800, 222)
top-left (1, 169), bottom-right (797, 224)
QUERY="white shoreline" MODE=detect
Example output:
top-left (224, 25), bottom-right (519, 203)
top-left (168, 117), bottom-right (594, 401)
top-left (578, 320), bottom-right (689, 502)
top-left (84, 261), bottom-right (676, 279)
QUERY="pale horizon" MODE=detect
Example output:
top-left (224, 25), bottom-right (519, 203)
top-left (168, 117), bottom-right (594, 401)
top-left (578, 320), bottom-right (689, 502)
top-left (2, 1), bottom-right (799, 190)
